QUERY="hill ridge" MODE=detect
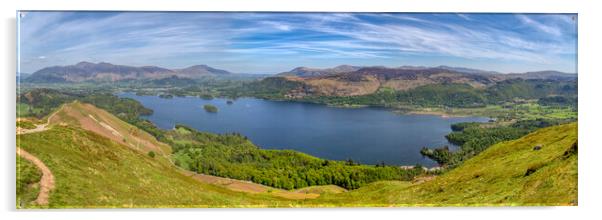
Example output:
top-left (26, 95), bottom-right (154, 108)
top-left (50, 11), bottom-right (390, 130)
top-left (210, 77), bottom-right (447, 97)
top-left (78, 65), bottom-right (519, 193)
top-left (27, 62), bottom-right (233, 83)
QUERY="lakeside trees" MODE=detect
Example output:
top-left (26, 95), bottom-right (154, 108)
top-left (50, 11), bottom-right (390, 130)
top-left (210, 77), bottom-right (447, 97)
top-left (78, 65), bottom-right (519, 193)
top-left (167, 125), bottom-right (423, 190)
top-left (421, 118), bottom-right (574, 168)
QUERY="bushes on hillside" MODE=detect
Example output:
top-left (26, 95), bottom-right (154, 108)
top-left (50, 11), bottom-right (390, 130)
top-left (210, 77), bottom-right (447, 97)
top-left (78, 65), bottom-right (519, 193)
top-left (421, 118), bottom-right (574, 168)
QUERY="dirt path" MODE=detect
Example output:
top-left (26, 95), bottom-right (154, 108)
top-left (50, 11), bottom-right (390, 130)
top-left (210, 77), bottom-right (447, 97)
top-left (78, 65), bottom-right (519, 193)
top-left (17, 104), bottom-right (63, 135)
top-left (17, 147), bottom-right (55, 205)
top-left (16, 105), bottom-right (63, 205)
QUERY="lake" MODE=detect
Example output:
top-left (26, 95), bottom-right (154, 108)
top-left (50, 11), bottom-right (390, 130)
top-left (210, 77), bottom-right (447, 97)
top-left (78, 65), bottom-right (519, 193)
top-left (119, 93), bottom-right (489, 166)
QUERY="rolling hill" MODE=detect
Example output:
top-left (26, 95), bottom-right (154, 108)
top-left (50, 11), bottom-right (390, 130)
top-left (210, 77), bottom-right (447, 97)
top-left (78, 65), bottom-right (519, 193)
top-left (47, 101), bottom-right (171, 157)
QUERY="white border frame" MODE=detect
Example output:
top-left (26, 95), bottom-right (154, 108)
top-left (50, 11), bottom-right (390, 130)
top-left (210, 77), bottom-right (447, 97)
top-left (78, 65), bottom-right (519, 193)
top-left (3, 1), bottom-right (601, 220)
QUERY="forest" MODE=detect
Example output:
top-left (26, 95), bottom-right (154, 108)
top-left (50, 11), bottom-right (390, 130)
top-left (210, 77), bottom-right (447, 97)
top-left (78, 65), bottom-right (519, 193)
top-left (165, 125), bottom-right (423, 190)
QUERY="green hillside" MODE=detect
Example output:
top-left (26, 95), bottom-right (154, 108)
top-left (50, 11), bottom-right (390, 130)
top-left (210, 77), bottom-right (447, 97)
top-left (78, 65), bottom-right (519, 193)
top-left (307, 122), bottom-right (578, 206)
top-left (16, 156), bottom-right (42, 207)
top-left (16, 126), bottom-right (303, 208)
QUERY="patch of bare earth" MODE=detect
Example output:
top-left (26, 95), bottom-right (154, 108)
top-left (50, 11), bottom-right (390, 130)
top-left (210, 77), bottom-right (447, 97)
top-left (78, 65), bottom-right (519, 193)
top-left (17, 147), bottom-right (55, 206)
top-left (412, 175), bottom-right (437, 184)
top-left (50, 102), bottom-right (170, 155)
top-left (304, 76), bottom-right (381, 96)
top-left (185, 172), bottom-right (320, 199)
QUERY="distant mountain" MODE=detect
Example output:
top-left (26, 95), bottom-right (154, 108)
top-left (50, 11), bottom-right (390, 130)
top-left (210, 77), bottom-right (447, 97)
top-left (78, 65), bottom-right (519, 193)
top-left (277, 66), bottom-right (499, 97)
top-left (26, 62), bottom-right (232, 83)
top-left (277, 65), bottom-right (508, 79)
top-left (16, 72), bottom-right (31, 83)
top-left (277, 65), bottom-right (576, 80)
top-left (265, 65), bottom-right (576, 98)
top-left (505, 70), bottom-right (577, 80)
top-left (175, 64), bottom-right (231, 77)
top-left (277, 65), bottom-right (362, 77)
top-left (435, 65), bottom-right (501, 75)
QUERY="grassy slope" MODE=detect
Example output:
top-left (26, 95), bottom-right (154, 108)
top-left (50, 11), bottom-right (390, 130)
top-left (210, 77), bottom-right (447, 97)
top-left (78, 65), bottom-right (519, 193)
top-left (48, 101), bottom-right (171, 158)
top-left (16, 156), bottom-right (42, 207)
top-left (307, 122), bottom-right (577, 206)
top-left (17, 126), bottom-right (299, 208)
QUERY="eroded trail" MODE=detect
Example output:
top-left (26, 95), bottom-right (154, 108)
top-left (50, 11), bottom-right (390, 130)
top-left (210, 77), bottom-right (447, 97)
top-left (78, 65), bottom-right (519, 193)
top-left (17, 104), bottom-right (62, 135)
top-left (16, 106), bottom-right (62, 205)
top-left (17, 147), bottom-right (55, 205)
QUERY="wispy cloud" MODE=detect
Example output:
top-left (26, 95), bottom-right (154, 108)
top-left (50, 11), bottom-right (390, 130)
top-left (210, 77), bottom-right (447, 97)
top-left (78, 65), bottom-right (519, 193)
top-left (18, 12), bottom-right (577, 73)
top-left (516, 14), bottom-right (563, 36)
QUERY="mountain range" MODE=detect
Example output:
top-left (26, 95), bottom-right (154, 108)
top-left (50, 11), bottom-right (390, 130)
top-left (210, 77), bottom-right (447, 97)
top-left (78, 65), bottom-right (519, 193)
top-left (24, 62), bottom-right (576, 86)
top-left (25, 62), bottom-right (232, 83)
top-left (273, 65), bottom-right (576, 97)
top-left (276, 65), bottom-right (363, 77)
top-left (277, 65), bottom-right (575, 79)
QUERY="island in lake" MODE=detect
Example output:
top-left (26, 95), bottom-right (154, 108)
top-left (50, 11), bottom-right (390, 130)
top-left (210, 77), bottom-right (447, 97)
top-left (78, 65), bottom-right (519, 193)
top-left (203, 104), bottom-right (218, 113)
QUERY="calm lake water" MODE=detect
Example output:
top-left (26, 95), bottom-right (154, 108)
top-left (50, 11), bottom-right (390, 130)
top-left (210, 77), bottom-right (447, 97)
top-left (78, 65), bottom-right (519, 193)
top-left (119, 93), bottom-right (489, 166)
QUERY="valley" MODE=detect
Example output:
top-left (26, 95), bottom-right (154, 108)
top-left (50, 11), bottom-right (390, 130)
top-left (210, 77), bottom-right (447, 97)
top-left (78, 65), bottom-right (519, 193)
top-left (16, 62), bottom-right (578, 208)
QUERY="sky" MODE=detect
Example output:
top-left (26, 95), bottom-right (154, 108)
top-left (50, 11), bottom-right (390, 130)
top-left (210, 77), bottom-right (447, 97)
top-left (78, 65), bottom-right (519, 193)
top-left (18, 12), bottom-right (577, 74)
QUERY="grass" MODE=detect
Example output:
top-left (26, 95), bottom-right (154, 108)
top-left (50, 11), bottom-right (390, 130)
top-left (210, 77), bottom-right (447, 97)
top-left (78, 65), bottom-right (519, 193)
top-left (305, 122), bottom-right (577, 206)
top-left (17, 120), bottom-right (37, 129)
top-left (16, 156), bottom-right (42, 208)
top-left (17, 103), bottom-right (44, 118)
top-left (17, 126), bottom-right (297, 208)
top-left (49, 101), bottom-right (172, 157)
top-left (403, 101), bottom-right (576, 122)
top-left (294, 185), bottom-right (348, 194)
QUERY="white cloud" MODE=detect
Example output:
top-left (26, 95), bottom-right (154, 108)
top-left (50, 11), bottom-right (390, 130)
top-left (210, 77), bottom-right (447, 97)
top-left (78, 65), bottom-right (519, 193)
top-left (516, 14), bottom-right (562, 36)
top-left (456, 14), bottom-right (472, 21)
top-left (18, 12), bottom-right (577, 73)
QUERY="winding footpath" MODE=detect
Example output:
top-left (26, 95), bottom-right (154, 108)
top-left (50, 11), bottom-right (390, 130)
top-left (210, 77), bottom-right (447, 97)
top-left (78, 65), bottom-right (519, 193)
top-left (16, 148), bottom-right (55, 205)
top-left (17, 105), bottom-right (62, 205)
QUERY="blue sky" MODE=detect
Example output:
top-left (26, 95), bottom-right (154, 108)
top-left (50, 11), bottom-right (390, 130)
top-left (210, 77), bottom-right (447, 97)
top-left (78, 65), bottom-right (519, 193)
top-left (18, 12), bottom-right (577, 74)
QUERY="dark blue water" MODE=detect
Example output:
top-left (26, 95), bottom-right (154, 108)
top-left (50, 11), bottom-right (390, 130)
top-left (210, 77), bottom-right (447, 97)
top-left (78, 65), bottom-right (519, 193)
top-left (119, 93), bottom-right (489, 166)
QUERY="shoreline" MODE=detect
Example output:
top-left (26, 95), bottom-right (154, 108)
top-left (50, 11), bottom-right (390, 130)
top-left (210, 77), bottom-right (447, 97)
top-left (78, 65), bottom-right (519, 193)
top-left (118, 91), bottom-right (495, 119)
